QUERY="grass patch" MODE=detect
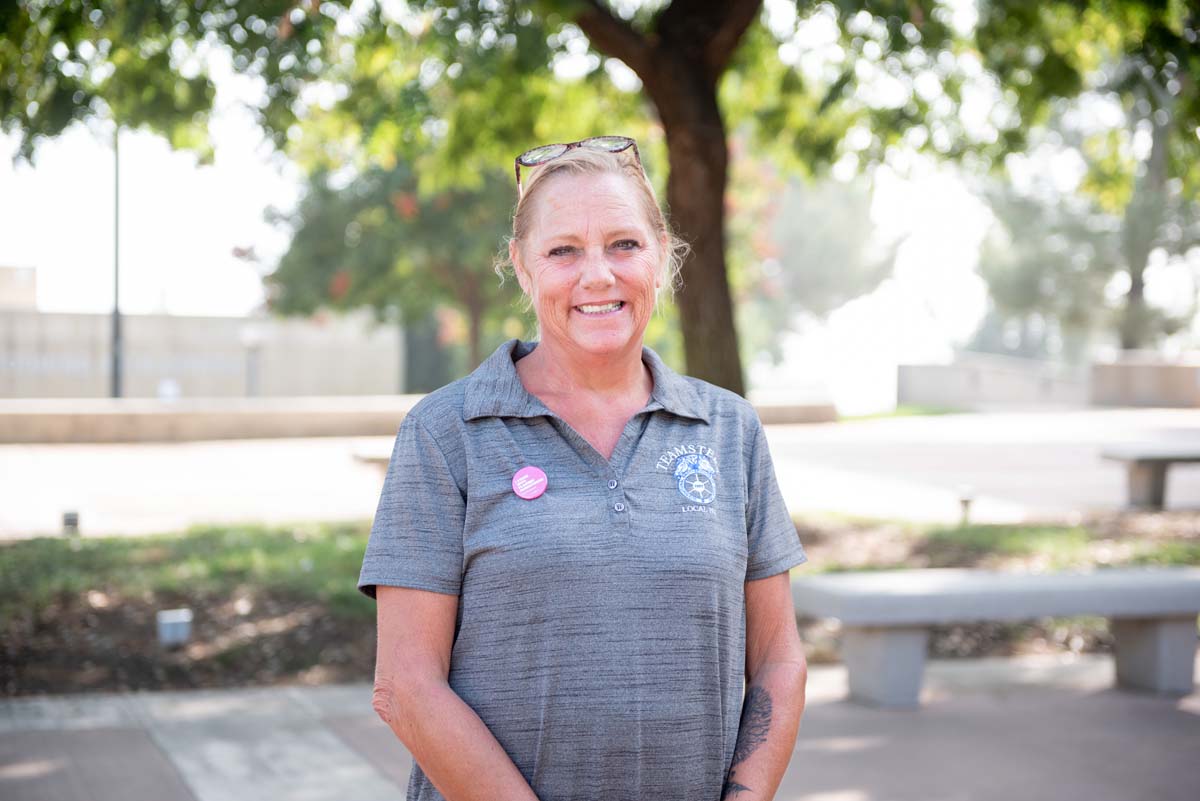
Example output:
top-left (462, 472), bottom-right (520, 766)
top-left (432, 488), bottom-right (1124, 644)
top-left (794, 515), bottom-right (1200, 574)
top-left (920, 523), bottom-right (1093, 567)
top-left (812, 562), bottom-right (905, 574)
top-left (794, 509), bottom-right (928, 535)
top-left (0, 521), bottom-right (375, 622)
top-left (4, 516), bottom-right (1196, 632)
top-left (1123, 540), bottom-right (1200, 567)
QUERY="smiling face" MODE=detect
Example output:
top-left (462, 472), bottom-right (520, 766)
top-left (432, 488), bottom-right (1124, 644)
top-left (511, 170), bottom-right (665, 360)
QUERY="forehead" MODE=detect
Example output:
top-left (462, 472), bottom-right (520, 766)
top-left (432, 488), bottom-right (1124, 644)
top-left (527, 171), bottom-right (651, 239)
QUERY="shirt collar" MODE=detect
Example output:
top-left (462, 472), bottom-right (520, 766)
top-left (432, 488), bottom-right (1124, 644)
top-left (462, 338), bottom-right (709, 424)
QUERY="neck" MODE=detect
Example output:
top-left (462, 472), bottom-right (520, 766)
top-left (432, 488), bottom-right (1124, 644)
top-left (521, 337), bottom-right (652, 400)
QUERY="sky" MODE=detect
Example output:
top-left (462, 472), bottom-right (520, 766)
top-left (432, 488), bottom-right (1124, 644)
top-left (746, 158), bottom-right (993, 413)
top-left (0, 49), bottom-right (301, 317)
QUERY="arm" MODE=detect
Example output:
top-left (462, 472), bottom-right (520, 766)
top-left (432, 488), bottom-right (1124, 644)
top-left (722, 572), bottom-right (808, 801)
top-left (371, 585), bottom-right (540, 801)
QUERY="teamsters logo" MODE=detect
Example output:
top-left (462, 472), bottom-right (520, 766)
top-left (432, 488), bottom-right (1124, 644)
top-left (656, 444), bottom-right (719, 510)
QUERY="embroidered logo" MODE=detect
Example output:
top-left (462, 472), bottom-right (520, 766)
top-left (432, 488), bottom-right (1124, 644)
top-left (657, 445), bottom-right (719, 511)
top-left (674, 453), bottom-right (717, 504)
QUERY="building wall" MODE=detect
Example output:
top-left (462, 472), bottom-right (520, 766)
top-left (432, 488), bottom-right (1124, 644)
top-left (0, 309), bottom-right (403, 398)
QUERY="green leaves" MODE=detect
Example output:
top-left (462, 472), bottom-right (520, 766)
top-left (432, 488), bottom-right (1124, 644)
top-left (1, 0), bottom-right (354, 160)
top-left (266, 161), bottom-right (528, 366)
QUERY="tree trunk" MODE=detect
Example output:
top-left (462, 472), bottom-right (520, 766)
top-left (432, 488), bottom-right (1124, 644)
top-left (455, 262), bottom-right (486, 369)
top-left (1119, 104), bottom-right (1170, 351)
top-left (404, 310), bottom-right (452, 392)
top-left (574, 0), bottom-right (761, 396)
top-left (1120, 269), bottom-right (1148, 351)
top-left (652, 59), bottom-right (745, 395)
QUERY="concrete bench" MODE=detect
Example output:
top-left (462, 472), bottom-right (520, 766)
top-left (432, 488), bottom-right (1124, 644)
top-left (352, 445), bottom-right (391, 476)
top-left (1101, 444), bottom-right (1200, 509)
top-left (791, 566), bottom-right (1200, 707)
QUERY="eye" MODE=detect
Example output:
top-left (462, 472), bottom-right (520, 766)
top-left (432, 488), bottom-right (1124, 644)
top-left (547, 245), bottom-right (577, 258)
top-left (612, 239), bottom-right (641, 251)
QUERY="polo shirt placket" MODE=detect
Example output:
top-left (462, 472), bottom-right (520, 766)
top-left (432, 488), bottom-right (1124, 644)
top-left (460, 340), bottom-right (714, 543)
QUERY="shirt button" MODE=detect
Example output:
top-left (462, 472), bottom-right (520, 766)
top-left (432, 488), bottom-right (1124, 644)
top-left (608, 479), bottom-right (618, 490)
top-left (614, 502), bottom-right (625, 512)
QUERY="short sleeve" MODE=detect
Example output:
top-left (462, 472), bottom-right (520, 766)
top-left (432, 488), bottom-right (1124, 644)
top-left (744, 416), bottom-right (808, 580)
top-left (357, 413), bottom-right (466, 598)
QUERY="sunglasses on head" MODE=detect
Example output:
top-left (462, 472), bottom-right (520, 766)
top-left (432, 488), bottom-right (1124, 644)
top-left (514, 135), bottom-right (642, 197)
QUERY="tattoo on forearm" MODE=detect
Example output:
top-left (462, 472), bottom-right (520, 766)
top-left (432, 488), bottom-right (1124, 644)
top-left (721, 685), bottom-right (773, 799)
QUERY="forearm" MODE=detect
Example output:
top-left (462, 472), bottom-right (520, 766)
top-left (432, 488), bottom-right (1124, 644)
top-left (721, 660), bottom-right (807, 801)
top-left (374, 678), bottom-right (540, 801)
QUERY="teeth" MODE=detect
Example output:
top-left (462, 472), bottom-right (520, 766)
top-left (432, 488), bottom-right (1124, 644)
top-left (578, 301), bottom-right (622, 314)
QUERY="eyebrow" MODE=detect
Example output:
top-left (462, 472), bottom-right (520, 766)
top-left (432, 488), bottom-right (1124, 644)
top-left (540, 228), bottom-right (646, 243)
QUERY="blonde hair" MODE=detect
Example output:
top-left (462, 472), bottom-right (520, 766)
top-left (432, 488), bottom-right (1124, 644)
top-left (494, 147), bottom-right (689, 303)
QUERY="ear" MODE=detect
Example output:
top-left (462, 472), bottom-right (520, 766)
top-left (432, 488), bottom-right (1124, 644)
top-left (510, 239), bottom-right (531, 296)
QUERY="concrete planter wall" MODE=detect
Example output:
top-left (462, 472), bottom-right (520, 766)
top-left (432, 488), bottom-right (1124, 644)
top-left (1090, 355), bottom-right (1200, 408)
top-left (897, 352), bottom-right (1089, 410)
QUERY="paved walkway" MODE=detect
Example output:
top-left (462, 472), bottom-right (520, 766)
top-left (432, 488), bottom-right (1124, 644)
top-left (2, 653), bottom-right (1198, 800)
top-left (2, 408), bottom-right (1198, 539)
top-left (766, 406), bottom-right (1200, 523)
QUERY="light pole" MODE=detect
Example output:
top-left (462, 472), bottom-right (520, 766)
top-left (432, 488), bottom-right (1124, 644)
top-left (110, 124), bottom-right (123, 398)
top-left (239, 323), bottom-right (264, 396)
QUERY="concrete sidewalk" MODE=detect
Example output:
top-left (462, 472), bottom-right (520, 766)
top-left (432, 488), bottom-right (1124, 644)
top-left (765, 407), bottom-right (1200, 524)
top-left (3, 407), bottom-right (1198, 539)
top-left (3, 653), bottom-right (1198, 801)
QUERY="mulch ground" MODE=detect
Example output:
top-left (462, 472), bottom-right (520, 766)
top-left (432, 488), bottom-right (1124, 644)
top-left (2, 588), bottom-right (374, 697)
top-left (2, 510), bottom-right (1196, 698)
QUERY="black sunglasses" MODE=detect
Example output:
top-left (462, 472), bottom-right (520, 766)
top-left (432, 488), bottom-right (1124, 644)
top-left (514, 135), bottom-right (642, 197)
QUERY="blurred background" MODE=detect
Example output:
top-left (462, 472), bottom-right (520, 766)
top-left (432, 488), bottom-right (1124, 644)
top-left (3, 0), bottom-right (1198, 407)
top-left (1, 1), bottom-right (1198, 799)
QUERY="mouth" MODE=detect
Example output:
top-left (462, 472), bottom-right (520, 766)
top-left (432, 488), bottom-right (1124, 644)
top-left (573, 300), bottom-right (625, 316)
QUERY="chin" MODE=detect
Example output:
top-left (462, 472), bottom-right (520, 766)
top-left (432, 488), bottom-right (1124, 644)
top-left (566, 325), bottom-right (642, 356)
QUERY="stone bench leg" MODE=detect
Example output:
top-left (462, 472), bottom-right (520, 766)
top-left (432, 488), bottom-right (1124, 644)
top-left (1127, 461), bottom-right (1167, 509)
top-left (841, 626), bottom-right (929, 707)
top-left (1111, 615), bottom-right (1198, 695)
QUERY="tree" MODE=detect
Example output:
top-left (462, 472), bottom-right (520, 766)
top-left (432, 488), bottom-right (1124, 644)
top-left (970, 177), bottom-right (1125, 362)
top-left (267, 164), bottom-right (525, 369)
top-left (973, 0), bottom-right (1200, 349)
top-left (968, 96), bottom-right (1199, 361)
top-left (722, 144), bottom-right (901, 365)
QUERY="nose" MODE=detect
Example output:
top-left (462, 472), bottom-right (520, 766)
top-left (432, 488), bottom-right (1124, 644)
top-left (579, 247), bottom-right (616, 290)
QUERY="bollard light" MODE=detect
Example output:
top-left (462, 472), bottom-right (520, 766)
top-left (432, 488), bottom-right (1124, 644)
top-left (157, 608), bottom-right (193, 648)
top-left (62, 511), bottom-right (80, 536)
top-left (957, 484), bottom-right (975, 528)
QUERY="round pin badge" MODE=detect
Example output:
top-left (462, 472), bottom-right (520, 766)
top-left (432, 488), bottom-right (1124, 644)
top-left (512, 465), bottom-right (548, 500)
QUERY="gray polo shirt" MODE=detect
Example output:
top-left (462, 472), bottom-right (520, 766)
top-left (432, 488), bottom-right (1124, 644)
top-left (359, 338), bottom-right (807, 801)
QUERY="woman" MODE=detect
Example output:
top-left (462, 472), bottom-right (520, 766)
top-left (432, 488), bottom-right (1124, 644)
top-left (358, 136), bottom-right (809, 801)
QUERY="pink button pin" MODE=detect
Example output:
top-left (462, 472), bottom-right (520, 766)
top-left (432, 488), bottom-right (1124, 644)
top-left (512, 465), bottom-right (548, 500)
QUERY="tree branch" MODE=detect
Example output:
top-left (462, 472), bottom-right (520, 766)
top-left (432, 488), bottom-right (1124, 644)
top-left (574, 0), bottom-right (655, 78)
top-left (655, 0), bottom-right (763, 83)
top-left (703, 0), bottom-right (762, 78)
